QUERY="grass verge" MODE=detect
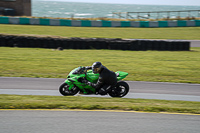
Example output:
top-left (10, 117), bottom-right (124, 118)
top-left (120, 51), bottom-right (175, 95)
top-left (0, 47), bottom-right (200, 83)
top-left (0, 24), bottom-right (200, 40)
top-left (0, 94), bottom-right (199, 114)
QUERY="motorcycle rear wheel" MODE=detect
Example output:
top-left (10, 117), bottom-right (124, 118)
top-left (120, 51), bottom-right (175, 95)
top-left (59, 83), bottom-right (79, 96)
top-left (108, 81), bottom-right (129, 98)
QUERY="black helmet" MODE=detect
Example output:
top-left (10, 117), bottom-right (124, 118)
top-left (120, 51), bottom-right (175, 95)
top-left (92, 62), bottom-right (103, 74)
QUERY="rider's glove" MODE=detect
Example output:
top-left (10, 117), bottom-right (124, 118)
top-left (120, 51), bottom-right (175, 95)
top-left (82, 80), bottom-right (92, 86)
top-left (82, 79), bottom-right (89, 84)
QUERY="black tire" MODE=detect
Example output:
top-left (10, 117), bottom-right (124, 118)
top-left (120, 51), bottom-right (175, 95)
top-left (108, 81), bottom-right (129, 98)
top-left (59, 83), bottom-right (79, 96)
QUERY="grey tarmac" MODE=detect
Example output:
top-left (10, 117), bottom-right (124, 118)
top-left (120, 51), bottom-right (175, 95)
top-left (0, 77), bottom-right (200, 101)
top-left (0, 110), bottom-right (200, 133)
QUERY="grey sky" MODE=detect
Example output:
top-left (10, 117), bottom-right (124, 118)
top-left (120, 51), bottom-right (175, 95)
top-left (59, 0), bottom-right (200, 6)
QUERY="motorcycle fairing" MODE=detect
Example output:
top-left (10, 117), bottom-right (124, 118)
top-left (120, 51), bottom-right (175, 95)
top-left (64, 67), bottom-right (128, 94)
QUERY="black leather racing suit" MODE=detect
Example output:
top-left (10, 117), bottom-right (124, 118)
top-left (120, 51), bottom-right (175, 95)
top-left (86, 66), bottom-right (117, 93)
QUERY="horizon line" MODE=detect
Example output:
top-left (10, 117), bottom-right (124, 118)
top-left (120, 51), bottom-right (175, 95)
top-left (39, 0), bottom-right (200, 6)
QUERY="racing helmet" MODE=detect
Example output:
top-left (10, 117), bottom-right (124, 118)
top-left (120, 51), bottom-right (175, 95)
top-left (92, 62), bottom-right (103, 74)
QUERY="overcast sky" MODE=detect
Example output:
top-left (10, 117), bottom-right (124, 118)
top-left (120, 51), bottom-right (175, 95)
top-left (59, 0), bottom-right (200, 6)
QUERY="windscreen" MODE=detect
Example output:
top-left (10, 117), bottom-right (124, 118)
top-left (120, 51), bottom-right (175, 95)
top-left (72, 67), bottom-right (86, 74)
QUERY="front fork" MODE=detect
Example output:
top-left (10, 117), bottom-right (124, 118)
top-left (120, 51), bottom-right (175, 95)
top-left (64, 78), bottom-right (96, 94)
top-left (64, 79), bottom-right (75, 91)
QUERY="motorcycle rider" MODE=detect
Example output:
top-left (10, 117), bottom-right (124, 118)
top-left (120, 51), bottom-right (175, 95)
top-left (82, 62), bottom-right (117, 95)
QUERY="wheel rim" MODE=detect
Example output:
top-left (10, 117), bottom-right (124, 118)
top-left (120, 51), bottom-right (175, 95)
top-left (61, 84), bottom-right (70, 94)
top-left (116, 85), bottom-right (127, 97)
top-left (109, 85), bottom-right (127, 97)
top-left (60, 84), bottom-right (79, 95)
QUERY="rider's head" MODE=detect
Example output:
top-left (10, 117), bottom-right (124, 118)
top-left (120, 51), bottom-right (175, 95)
top-left (92, 62), bottom-right (103, 74)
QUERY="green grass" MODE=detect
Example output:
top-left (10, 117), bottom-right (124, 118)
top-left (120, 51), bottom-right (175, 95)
top-left (0, 94), bottom-right (199, 114)
top-left (0, 24), bottom-right (200, 40)
top-left (0, 47), bottom-right (200, 83)
top-left (1, 24), bottom-right (199, 113)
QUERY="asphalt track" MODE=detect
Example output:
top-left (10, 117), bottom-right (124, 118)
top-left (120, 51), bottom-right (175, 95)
top-left (0, 77), bottom-right (200, 101)
top-left (0, 110), bottom-right (200, 133)
top-left (187, 40), bottom-right (200, 47)
top-left (1, 41), bottom-right (199, 133)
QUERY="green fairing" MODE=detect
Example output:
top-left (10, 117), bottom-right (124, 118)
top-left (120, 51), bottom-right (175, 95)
top-left (115, 71), bottom-right (128, 81)
top-left (65, 66), bottom-right (128, 94)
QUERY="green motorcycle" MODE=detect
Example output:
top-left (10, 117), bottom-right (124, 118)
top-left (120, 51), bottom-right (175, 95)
top-left (59, 66), bottom-right (129, 98)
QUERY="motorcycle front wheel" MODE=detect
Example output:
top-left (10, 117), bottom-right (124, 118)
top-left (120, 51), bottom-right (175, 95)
top-left (108, 81), bottom-right (129, 98)
top-left (59, 83), bottom-right (79, 96)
